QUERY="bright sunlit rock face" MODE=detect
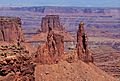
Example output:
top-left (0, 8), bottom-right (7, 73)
top-left (0, 16), bottom-right (24, 43)
top-left (0, 5), bottom-right (120, 81)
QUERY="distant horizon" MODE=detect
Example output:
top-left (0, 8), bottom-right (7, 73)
top-left (0, 6), bottom-right (120, 9)
top-left (0, 5), bottom-right (120, 8)
top-left (0, 0), bottom-right (120, 7)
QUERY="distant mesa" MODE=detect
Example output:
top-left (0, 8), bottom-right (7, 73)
top-left (41, 15), bottom-right (64, 32)
top-left (0, 16), bottom-right (25, 44)
top-left (27, 15), bottom-right (75, 46)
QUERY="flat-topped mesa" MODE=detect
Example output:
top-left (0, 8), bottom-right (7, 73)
top-left (36, 29), bottom-right (64, 64)
top-left (0, 16), bottom-right (24, 43)
top-left (76, 22), bottom-right (93, 63)
top-left (41, 15), bottom-right (63, 32)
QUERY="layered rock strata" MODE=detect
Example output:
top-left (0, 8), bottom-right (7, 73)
top-left (0, 16), bottom-right (24, 43)
top-left (41, 15), bottom-right (63, 32)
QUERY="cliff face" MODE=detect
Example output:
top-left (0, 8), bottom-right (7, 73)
top-left (41, 15), bottom-right (63, 32)
top-left (35, 29), bottom-right (64, 64)
top-left (76, 22), bottom-right (93, 63)
top-left (47, 30), bottom-right (64, 60)
top-left (0, 16), bottom-right (24, 43)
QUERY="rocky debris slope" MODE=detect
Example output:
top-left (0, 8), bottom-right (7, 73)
top-left (0, 44), bottom-right (35, 81)
top-left (35, 60), bottom-right (118, 81)
top-left (0, 16), bottom-right (24, 43)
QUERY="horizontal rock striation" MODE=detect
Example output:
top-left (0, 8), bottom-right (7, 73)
top-left (0, 16), bottom-right (24, 43)
top-left (41, 15), bottom-right (63, 32)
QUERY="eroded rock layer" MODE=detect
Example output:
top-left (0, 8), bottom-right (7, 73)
top-left (35, 29), bottom-right (64, 64)
top-left (0, 16), bottom-right (24, 43)
top-left (41, 15), bottom-right (63, 32)
top-left (0, 44), bottom-right (35, 81)
top-left (76, 22), bottom-right (93, 63)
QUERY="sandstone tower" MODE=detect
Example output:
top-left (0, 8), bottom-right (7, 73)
top-left (35, 15), bottom-right (65, 64)
top-left (76, 22), bottom-right (93, 63)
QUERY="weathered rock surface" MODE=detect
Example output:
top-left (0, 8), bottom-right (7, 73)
top-left (27, 15), bottom-right (74, 52)
top-left (0, 44), bottom-right (35, 81)
top-left (47, 31), bottom-right (64, 60)
top-left (41, 15), bottom-right (63, 32)
top-left (0, 16), bottom-right (24, 43)
top-left (76, 22), bottom-right (93, 63)
top-left (35, 29), bottom-right (64, 64)
top-left (35, 60), bottom-right (118, 81)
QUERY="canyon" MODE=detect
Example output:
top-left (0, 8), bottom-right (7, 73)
top-left (0, 6), bottom-right (120, 81)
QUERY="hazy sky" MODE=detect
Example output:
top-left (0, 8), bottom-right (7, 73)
top-left (0, 0), bottom-right (120, 7)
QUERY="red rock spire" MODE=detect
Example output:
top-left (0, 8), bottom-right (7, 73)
top-left (76, 22), bottom-right (93, 63)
